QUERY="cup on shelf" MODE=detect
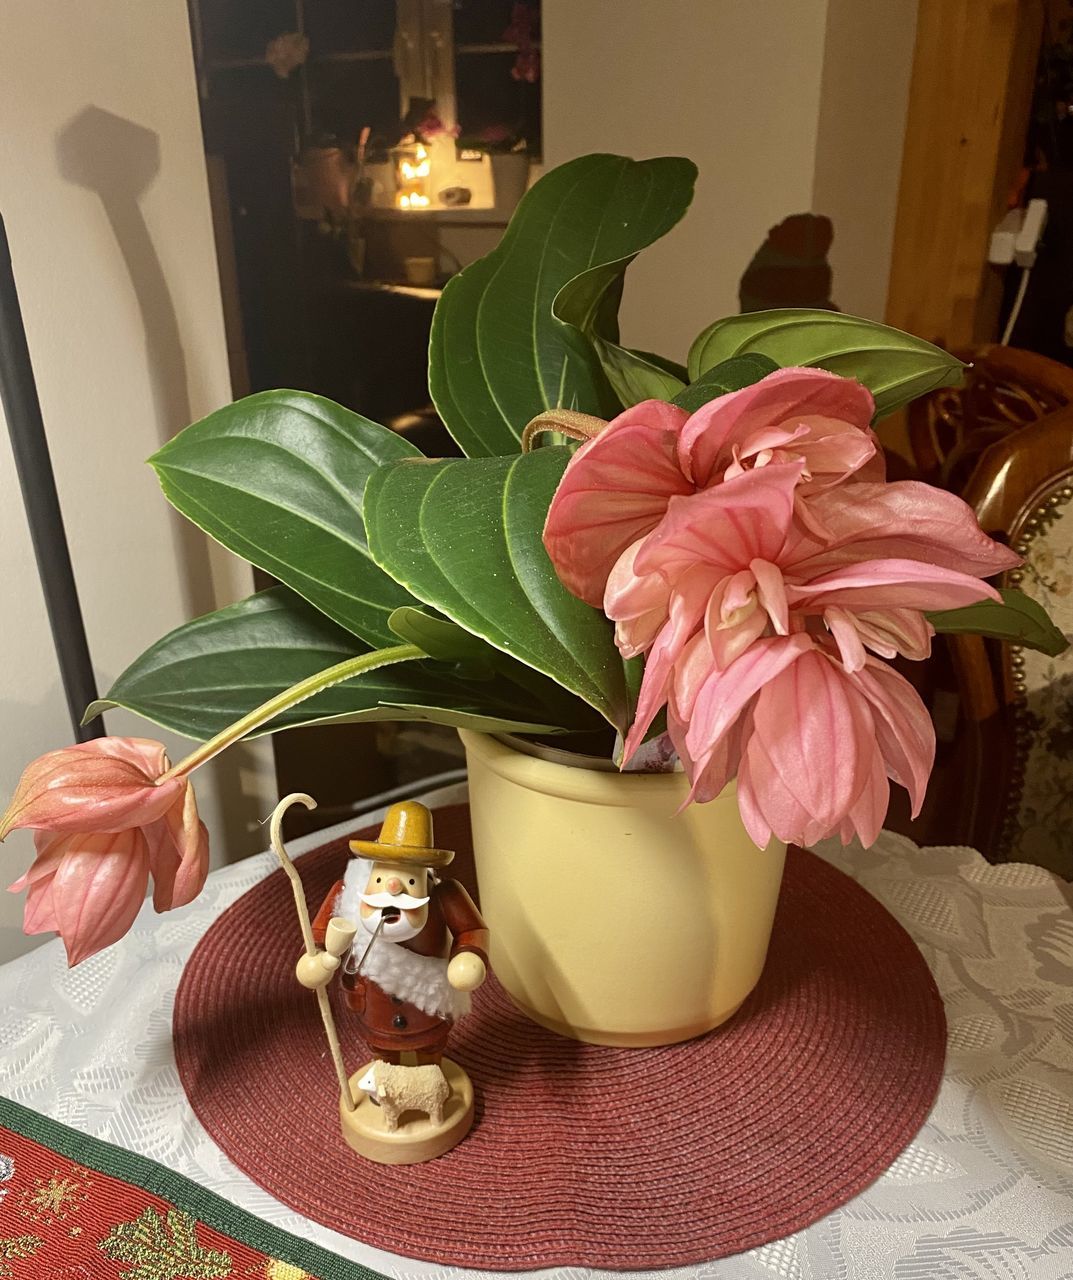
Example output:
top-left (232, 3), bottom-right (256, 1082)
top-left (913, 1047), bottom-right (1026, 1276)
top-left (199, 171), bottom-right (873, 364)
top-left (403, 256), bottom-right (437, 287)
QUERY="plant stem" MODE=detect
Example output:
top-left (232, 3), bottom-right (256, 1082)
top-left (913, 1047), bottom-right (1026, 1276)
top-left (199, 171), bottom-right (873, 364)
top-left (158, 643), bottom-right (425, 782)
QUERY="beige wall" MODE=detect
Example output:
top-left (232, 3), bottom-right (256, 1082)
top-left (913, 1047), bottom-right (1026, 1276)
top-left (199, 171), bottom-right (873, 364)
top-left (812, 0), bottom-right (919, 320)
top-left (543, 0), bottom-right (832, 363)
top-left (0, 0), bottom-right (275, 963)
top-left (543, 0), bottom-right (918, 361)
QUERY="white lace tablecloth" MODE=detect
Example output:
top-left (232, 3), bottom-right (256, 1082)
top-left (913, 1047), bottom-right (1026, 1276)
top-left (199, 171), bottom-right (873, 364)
top-left (2, 780), bottom-right (1072, 1280)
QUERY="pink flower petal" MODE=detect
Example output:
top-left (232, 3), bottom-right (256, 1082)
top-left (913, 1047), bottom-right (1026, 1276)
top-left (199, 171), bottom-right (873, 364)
top-left (790, 482), bottom-right (1022, 578)
top-left (668, 630), bottom-right (715, 722)
top-left (0, 738), bottom-right (182, 840)
top-left (824, 606), bottom-right (868, 672)
top-left (8, 829), bottom-right (71, 893)
top-left (748, 649), bottom-right (876, 839)
top-left (51, 828), bottom-right (151, 965)
top-left (22, 873), bottom-right (60, 935)
top-left (847, 657), bottom-right (935, 814)
top-left (147, 783), bottom-right (209, 911)
top-left (622, 566), bottom-right (713, 759)
top-left (685, 634), bottom-right (814, 769)
top-left (783, 416), bottom-right (877, 486)
top-left (786, 557), bottom-right (1001, 615)
top-left (543, 400), bottom-right (691, 605)
top-left (843, 744), bottom-right (889, 847)
top-left (706, 601), bottom-right (769, 670)
top-left (678, 367), bottom-right (875, 487)
top-left (670, 703), bottom-right (750, 808)
top-left (851, 608), bottom-right (934, 662)
top-left (751, 558), bottom-right (789, 633)
top-left (634, 462), bottom-right (802, 579)
top-left (739, 730), bottom-right (832, 846)
top-left (604, 540), bottom-right (673, 658)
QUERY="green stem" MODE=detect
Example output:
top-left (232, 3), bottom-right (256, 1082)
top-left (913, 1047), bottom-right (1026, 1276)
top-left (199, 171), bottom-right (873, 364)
top-left (158, 643), bottom-right (425, 782)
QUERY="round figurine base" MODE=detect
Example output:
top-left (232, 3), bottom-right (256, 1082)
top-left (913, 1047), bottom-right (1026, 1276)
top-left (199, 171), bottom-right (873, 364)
top-left (339, 1058), bottom-right (474, 1165)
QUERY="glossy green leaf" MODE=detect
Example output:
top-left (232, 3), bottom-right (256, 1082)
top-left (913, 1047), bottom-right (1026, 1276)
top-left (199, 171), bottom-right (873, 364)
top-left (364, 448), bottom-right (633, 730)
top-left (631, 349), bottom-right (689, 383)
top-left (589, 336), bottom-right (688, 405)
top-left (387, 606), bottom-right (495, 668)
top-left (555, 260), bottom-right (689, 407)
top-left (429, 153), bottom-right (698, 457)
top-left (928, 588), bottom-right (1069, 656)
top-left (87, 587), bottom-right (589, 741)
top-left (671, 353), bottom-right (780, 413)
top-left (150, 390), bottom-right (421, 648)
top-left (687, 309), bottom-right (965, 419)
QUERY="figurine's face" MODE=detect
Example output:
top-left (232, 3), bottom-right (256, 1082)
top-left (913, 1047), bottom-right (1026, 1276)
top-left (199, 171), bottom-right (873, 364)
top-left (358, 861), bottom-right (430, 941)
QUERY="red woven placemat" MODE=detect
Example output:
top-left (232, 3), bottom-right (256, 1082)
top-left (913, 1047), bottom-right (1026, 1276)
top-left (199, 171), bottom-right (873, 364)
top-left (174, 803), bottom-right (946, 1271)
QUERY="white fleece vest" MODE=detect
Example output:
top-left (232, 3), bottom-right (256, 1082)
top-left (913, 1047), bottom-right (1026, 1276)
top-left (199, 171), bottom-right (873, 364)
top-left (335, 858), bottom-right (470, 1021)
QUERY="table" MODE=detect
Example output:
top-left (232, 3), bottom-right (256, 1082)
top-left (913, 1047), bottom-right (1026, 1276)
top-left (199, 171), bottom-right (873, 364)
top-left (2, 780), bottom-right (1071, 1279)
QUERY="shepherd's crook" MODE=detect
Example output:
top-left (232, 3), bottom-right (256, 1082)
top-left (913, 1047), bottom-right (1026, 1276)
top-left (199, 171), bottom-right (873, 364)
top-left (270, 793), bottom-right (357, 1112)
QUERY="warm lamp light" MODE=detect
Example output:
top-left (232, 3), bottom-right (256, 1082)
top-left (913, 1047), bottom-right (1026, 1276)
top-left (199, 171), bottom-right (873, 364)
top-left (393, 142), bottom-right (432, 211)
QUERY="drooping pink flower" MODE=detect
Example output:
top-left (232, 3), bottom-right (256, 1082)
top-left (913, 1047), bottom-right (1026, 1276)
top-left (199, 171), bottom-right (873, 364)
top-left (606, 463), bottom-right (1018, 767)
top-left (2, 738), bottom-right (208, 965)
top-left (541, 368), bottom-right (1023, 847)
top-left (667, 635), bottom-right (935, 847)
top-left (543, 367), bottom-right (879, 606)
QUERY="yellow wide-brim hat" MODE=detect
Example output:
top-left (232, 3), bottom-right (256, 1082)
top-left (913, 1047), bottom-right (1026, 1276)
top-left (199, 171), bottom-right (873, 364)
top-left (349, 800), bottom-right (455, 869)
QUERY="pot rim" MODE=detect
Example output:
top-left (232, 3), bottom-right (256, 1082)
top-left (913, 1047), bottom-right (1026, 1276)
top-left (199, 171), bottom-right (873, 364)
top-left (458, 728), bottom-right (738, 806)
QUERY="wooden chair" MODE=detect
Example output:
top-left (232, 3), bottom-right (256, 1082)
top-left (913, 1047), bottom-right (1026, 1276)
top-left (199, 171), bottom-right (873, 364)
top-left (909, 345), bottom-right (1073, 494)
top-left (948, 406), bottom-right (1073, 876)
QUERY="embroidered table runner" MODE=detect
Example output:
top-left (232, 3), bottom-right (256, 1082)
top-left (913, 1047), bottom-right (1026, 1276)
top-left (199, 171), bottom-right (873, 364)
top-left (0, 1096), bottom-right (380, 1280)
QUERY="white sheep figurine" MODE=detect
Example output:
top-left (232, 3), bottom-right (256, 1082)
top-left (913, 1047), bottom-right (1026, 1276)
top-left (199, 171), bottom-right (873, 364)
top-left (358, 1061), bottom-right (451, 1131)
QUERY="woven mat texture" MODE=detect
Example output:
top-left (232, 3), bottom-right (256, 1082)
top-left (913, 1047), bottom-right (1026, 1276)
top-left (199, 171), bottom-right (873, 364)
top-left (174, 804), bottom-right (946, 1270)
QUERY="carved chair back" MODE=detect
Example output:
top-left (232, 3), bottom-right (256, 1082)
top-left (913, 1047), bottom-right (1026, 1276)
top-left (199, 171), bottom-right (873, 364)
top-left (951, 408), bottom-right (1073, 876)
top-left (909, 345), bottom-right (1073, 493)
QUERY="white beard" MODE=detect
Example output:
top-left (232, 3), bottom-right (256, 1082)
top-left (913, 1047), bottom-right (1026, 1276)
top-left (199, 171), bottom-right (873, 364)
top-left (336, 859), bottom-right (471, 1021)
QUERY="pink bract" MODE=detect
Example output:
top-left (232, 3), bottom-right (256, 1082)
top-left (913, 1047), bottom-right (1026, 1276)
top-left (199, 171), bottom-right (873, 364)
top-left (2, 737), bottom-right (209, 966)
top-left (543, 366), bottom-right (879, 606)
top-left (541, 367), bottom-right (1022, 847)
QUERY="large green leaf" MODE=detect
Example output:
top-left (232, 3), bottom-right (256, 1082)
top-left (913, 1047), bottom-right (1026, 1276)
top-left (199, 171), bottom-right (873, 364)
top-left (588, 338), bottom-right (688, 406)
top-left (150, 390), bottom-right (421, 648)
top-left (554, 262), bottom-right (688, 407)
top-left (687, 309), bottom-right (965, 419)
top-left (928, 588), bottom-right (1068, 656)
top-left (364, 448), bottom-right (633, 730)
top-left (671, 353), bottom-right (780, 413)
top-left (429, 153), bottom-right (698, 457)
top-left (87, 587), bottom-right (594, 741)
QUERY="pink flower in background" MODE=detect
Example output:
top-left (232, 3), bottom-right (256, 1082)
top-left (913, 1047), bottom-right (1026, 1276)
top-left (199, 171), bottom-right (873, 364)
top-left (542, 368), bottom-right (1022, 846)
top-left (542, 366), bottom-right (879, 606)
top-left (1, 738), bottom-right (208, 965)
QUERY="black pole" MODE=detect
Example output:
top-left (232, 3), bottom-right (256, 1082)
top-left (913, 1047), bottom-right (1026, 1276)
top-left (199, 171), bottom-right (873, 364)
top-left (0, 213), bottom-right (104, 741)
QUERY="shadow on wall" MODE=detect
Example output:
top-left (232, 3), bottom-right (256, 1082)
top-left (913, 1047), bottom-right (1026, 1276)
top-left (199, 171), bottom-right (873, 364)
top-left (54, 106), bottom-right (218, 621)
top-left (739, 214), bottom-right (837, 313)
top-left (52, 107), bottom-right (264, 862)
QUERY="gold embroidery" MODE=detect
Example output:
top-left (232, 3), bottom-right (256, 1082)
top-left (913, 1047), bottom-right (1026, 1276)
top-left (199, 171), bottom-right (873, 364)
top-left (265, 1262), bottom-right (312, 1280)
top-left (0, 1235), bottom-right (43, 1279)
top-left (21, 1169), bottom-right (88, 1224)
top-left (98, 1207), bottom-right (231, 1280)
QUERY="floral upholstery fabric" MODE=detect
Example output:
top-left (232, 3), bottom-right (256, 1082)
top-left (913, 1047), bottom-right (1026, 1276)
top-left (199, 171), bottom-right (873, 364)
top-left (1012, 491), bottom-right (1073, 877)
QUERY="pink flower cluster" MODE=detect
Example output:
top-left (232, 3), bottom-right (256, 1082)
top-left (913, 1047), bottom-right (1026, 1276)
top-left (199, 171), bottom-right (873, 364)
top-left (2, 738), bottom-right (208, 965)
top-left (544, 368), bottom-right (1020, 847)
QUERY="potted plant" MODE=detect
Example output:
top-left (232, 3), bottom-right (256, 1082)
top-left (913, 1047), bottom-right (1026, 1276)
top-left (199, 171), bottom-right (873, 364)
top-left (2, 154), bottom-right (1064, 1047)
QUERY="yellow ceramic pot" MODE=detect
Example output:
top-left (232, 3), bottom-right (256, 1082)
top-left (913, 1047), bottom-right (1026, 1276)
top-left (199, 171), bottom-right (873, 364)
top-left (459, 730), bottom-right (787, 1048)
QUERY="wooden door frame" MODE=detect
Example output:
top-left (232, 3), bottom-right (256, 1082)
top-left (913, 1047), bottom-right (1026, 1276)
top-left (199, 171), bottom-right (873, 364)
top-left (885, 0), bottom-right (1044, 349)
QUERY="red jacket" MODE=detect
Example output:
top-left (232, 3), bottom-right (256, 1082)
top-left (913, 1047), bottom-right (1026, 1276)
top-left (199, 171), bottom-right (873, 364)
top-left (312, 876), bottom-right (488, 1057)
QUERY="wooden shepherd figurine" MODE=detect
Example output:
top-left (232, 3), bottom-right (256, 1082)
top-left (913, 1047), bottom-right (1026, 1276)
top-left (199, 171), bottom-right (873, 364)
top-left (295, 799), bottom-right (489, 1164)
